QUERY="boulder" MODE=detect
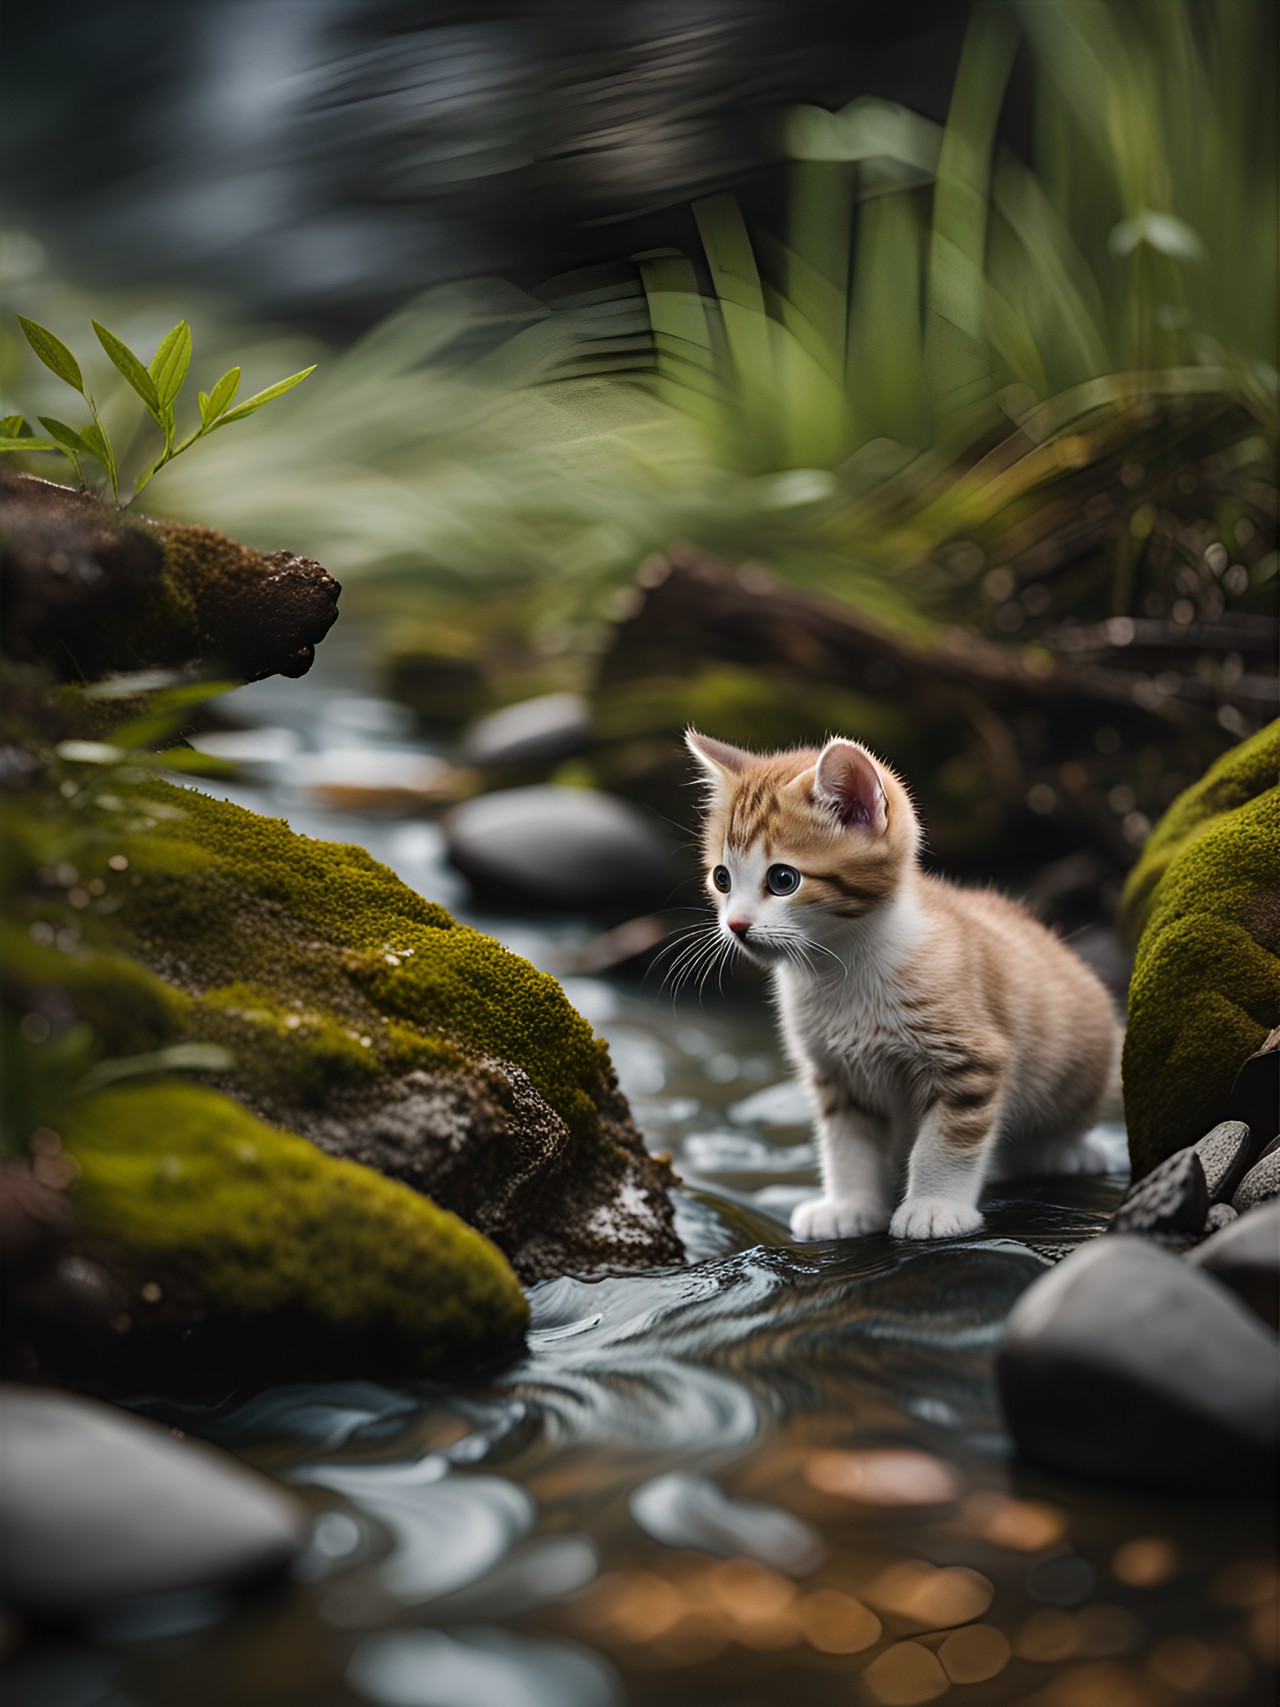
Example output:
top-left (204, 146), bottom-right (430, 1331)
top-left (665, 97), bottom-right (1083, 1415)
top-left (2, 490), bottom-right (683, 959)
top-left (7, 1080), bottom-right (529, 1394)
top-left (462, 692), bottom-right (592, 770)
top-left (1106, 1148), bottom-right (1208, 1239)
top-left (444, 784), bottom-right (680, 913)
top-left (1192, 1120), bottom-right (1255, 1202)
top-left (1120, 720), bottom-right (1280, 1175)
top-left (4, 749), bottom-right (680, 1395)
top-left (0, 1385), bottom-right (307, 1617)
top-left (997, 1235), bottom-right (1280, 1494)
top-left (0, 474), bottom-right (339, 681)
top-left (1189, 1202), bottom-right (1280, 1331)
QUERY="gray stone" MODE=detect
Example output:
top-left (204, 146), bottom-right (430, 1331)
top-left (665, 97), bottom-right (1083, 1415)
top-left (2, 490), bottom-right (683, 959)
top-left (444, 785), bottom-right (678, 913)
top-left (1232, 1143), bottom-right (1280, 1215)
top-left (997, 1236), bottom-right (1280, 1494)
top-left (1204, 1203), bottom-right (1238, 1234)
top-left (462, 693), bottom-right (592, 770)
top-left (1193, 1120), bottom-right (1254, 1203)
top-left (1191, 1201), bottom-right (1280, 1331)
top-left (0, 1386), bottom-right (308, 1617)
top-left (1108, 1147), bottom-right (1208, 1238)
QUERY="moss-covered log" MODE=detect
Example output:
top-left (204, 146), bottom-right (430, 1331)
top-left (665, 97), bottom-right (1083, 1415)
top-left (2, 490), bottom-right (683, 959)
top-left (0, 474), bottom-right (339, 681)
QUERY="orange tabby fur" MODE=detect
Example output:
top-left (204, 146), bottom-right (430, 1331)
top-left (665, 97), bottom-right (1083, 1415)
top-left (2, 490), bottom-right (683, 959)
top-left (686, 730), bottom-right (1122, 1241)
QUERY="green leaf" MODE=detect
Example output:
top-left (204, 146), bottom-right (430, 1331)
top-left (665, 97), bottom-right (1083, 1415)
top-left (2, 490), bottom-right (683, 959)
top-left (0, 437), bottom-right (61, 453)
top-left (149, 321), bottom-right (192, 407)
top-left (79, 419), bottom-right (114, 470)
top-left (212, 364), bottom-right (316, 426)
top-left (18, 316), bottom-right (84, 392)
top-left (197, 390), bottom-right (212, 425)
top-left (204, 365), bottom-right (241, 422)
top-left (38, 416), bottom-right (99, 460)
top-left (0, 414), bottom-right (24, 437)
top-left (92, 320), bottom-right (162, 414)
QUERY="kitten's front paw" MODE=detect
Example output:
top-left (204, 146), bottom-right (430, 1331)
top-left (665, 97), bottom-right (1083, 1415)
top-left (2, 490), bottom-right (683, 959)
top-left (791, 1196), bottom-right (890, 1242)
top-left (890, 1198), bottom-right (984, 1241)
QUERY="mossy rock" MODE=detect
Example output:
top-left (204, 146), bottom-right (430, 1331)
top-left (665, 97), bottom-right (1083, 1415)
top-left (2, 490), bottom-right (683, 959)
top-left (10, 769), bottom-right (680, 1284)
top-left (38, 1080), bottom-right (527, 1392)
top-left (1120, 721), bottom-right (1280, 1175)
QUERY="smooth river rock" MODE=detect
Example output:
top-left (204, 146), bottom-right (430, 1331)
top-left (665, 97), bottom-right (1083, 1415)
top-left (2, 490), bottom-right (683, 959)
top-left (444, 785), bottom-right (678, 913)
top-left (997, 1236), bottom-right (1280, 1494)
top-left (1192, 1120), bottom-right (1254, 1203)
top-left (0, 1386), bottom-right (308, 1617)
top-left (1232, 1139), bottom-right (1280, 1215)
top-left (1107, 1147), bottom-right (1208, 1239)
top-left (462, 692), bottom-right (592, 770)
top-left (1189, 1201), bottom-right (1280, 1330)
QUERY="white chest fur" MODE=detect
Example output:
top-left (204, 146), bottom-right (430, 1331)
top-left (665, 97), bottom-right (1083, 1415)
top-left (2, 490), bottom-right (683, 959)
top-left (771, 891), bottom-right (929, 1118)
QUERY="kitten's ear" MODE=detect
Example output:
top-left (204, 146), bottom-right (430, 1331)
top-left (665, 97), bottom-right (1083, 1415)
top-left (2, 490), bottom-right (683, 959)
top-left (685, 728), bottom-right (752, 787)
top-left (813, 739), bottom-right (888, 835)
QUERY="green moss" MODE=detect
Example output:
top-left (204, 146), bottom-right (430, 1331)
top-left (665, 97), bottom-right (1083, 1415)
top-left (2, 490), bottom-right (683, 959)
top-left (121, 779), bottom-right (617, 1147)
top-left (62, 1080), bottom-right (528, 1367)
top-left (1122, 721), bottom-right (1280, 1174)
top-left (1120, 719), bottom-right (1280, 943)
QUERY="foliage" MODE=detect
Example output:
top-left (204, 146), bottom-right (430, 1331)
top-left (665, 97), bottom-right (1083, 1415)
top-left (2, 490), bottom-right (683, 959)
top-left (0, 313), bottom-right (314, 504)
top-left (1120, 720), bottom-right (1280, 1174)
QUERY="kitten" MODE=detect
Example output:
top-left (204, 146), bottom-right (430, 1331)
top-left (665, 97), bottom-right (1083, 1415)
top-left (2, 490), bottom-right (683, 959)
top-left (686, 729), bottom-right (1122, 1242)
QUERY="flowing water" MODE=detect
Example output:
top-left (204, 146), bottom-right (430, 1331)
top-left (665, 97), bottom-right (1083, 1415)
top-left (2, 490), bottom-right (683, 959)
top-left (10, 636), bottom-right (1275, 1707)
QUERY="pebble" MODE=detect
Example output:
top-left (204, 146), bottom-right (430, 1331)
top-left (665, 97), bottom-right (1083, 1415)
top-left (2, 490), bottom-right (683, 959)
top-left (461, 693), bottom-right (592, 770)
top-left (0, 1386), bottom-right (308, 1617)
top-left (1108, 1147), bottom-right (1208, 1238)
top-left (1231, 1142), bottom-right (1280, 1215)
top-left (1204, 1203), bottom-right (1238, 1234)
top-left (1189, 1201), bottom-right (1280, 1331)
top-left (997, 1236), bottom-right (1280, 1494)
top-left (1192, 1120), bottom-right (1254, 1203)
top-left (444, 786), bottom-right (678, 913)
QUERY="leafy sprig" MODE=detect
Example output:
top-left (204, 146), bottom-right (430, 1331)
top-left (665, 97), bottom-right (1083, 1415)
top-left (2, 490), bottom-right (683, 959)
top-left (0, 314), bottom-right (315, 505)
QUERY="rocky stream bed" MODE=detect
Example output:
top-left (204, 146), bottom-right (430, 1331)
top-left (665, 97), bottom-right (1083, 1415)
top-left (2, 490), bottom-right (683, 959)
top-left (4, 619), bottom-right (1275, 1707)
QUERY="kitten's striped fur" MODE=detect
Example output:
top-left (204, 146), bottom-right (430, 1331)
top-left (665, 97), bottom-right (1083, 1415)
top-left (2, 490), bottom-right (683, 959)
top-left (687, 730), bottom-right (1122, 1241)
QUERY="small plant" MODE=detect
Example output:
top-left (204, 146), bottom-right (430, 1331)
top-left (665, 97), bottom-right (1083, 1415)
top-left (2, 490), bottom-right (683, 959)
top-left (0, 314), bottom-right (315, 505)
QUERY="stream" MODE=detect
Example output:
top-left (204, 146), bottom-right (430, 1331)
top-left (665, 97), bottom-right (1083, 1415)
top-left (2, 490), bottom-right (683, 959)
top-left (11, 630), bottom-right (1274, 1707)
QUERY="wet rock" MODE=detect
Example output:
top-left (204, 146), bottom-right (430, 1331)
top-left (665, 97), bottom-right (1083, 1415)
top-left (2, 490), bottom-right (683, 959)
top-left (0, 473), bottom-right (339, 681)
top-left (444, 785), bottom-right (679, 913)
top-left (462, 692), bottom-right (592, 770)
top-left (1107, 1147), bottom-right (1208, 1238)
top-left (1193, 1120), bottom-right (1255, 1202)
top-left (1204, 1203), bottom-right (1238, 1235)
top-left (0, 1385), bottom-right (307, 1617)
top-left (997, 1236), bottom-right (1280, 1493)
top-left (13, 1081), bottom-right (530, 1396)
top-left (4, 756), bottom-right (680, 1399)
top-left (1189, 1202), bottom-right (1280, 1331)
top-left (1232, 1140), bottom-right (1280, 1215)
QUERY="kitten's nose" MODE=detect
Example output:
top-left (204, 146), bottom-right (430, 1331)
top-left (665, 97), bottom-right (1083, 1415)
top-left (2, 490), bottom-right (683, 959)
top-left (728, 918), bottom-right (752, 940)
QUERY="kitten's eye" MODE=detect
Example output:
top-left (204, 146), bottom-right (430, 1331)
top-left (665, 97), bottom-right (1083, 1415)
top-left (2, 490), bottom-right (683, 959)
top-left (766, 864), bottom-right (801, 896)
top-left (712, 865), bottom-right (732, 893)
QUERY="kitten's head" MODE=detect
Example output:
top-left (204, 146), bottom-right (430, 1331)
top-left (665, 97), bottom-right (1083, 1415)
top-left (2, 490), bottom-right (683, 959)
top-left (686, 729), bottom-right (921, 964)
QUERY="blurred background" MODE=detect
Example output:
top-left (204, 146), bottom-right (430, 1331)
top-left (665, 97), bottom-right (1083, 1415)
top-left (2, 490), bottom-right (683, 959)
top-left (3, 8), bottom-right (1278, 1706)
top-left (1, 0), bottom-right (1276, 926)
